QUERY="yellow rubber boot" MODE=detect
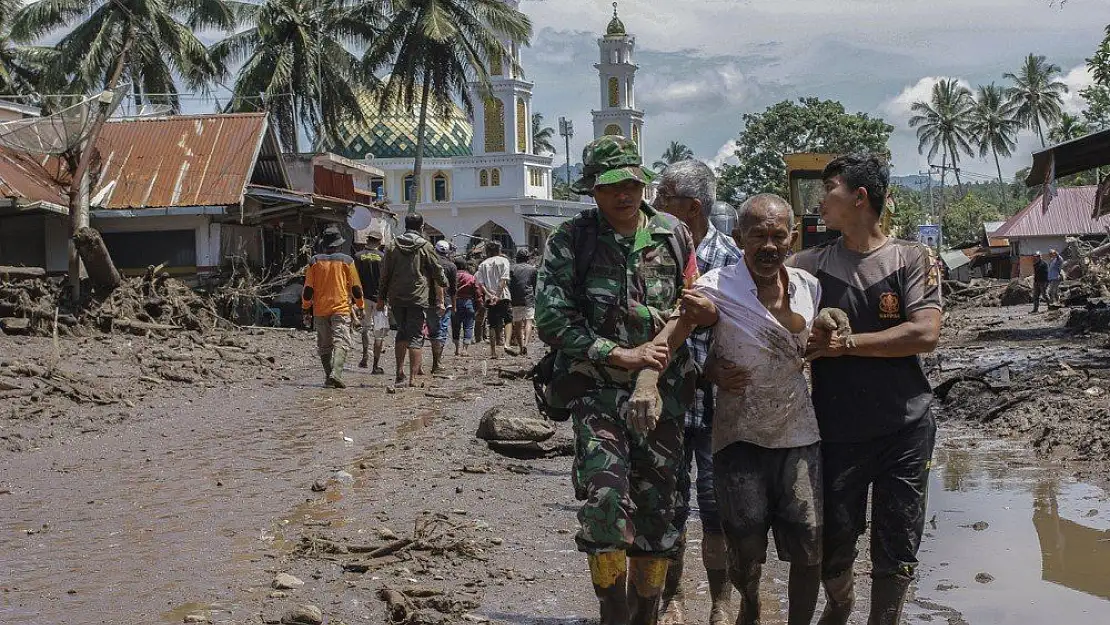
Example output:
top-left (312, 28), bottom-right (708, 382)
top-left (629, 556), bottom-right (669, 625)
top-left (589, 551), bottom-right (629, 625)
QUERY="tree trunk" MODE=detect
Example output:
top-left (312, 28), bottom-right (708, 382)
top-left (408, 71), bottom-right (432, 215)
top-left (1036, 116), bottom-right (1046, 148)
top-left (74, 227), bottom-right (122, 293)
top-left (993, 147), bottom-right (1007, 212)
top-left (66, 22), bottom-right (135, 301)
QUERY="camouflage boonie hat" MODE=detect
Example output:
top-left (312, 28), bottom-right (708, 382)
top-left (572, 135), bottom-right (655, 195)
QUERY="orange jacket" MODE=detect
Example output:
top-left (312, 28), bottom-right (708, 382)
top-left (301, 253), bottom-right (364, 316)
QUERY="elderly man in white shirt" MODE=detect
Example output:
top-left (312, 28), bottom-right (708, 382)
top-left (475, 240), bottom-right (512, 358)
top-left (687, 193), bottom-right (824, 625)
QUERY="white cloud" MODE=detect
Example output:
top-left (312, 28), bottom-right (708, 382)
top-left (1061, 64), bottom-right (1094, 114)
top-left (881, 77), bottom-right (973, 120)
top-left (637, 62), bottom-right (755, 116)
top-left (707, 140), bottom-right (739, 170)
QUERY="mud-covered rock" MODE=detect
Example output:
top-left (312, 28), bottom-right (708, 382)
top-left (1000, 278), bottom-right (1033, 306)
top-left (475, 407), bottom-right (554, 442)
top-left (280, 604), bottom-right (322, 625)
top-left (272, 573), bottom-right (304, 589)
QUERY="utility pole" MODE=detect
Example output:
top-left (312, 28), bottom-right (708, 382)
top-left (920, 170), bottom-right (935, 224)
top-left (558, 117), bottom-right (574, 191)
top-left (930, 162), bottom-right (950, 250)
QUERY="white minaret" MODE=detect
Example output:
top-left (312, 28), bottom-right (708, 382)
top-left (591, 2), bottom-right (645, 155)
top-left (469, 0), bottom-right (534, 157)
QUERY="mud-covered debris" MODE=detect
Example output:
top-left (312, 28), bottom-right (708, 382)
top-left (969, 521), bottom-right (989, 531)
top-left (272, 573), bottom-right (304, 589)
top-left (377, 586), bottom-right (481, 625)
top-left (182, 614), bottom-right (209, 624)
top-left (975, 572), bottom-right (995, 584)
top-left (280, 604), bottom-right (323, 625)
top-left (310, 480), bottom-right (328, 493)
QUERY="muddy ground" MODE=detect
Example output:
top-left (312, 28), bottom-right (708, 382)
top-left (2, 304), bottom-right (1109, 625)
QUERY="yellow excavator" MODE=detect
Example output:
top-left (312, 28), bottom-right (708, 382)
top-left (785, 152), bottom-right (894, 251)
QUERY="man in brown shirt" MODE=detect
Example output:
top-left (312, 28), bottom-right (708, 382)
top-left (789, 154), bottom-right (942, 625)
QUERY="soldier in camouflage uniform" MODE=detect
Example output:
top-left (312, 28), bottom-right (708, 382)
top-left (536, 136), bottom-right (699, 625)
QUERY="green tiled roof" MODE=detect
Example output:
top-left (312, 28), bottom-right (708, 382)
top-left (329, 92), bottom-right (473, 160)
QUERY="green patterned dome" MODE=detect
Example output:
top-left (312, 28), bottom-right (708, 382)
top-left (329, 92), bottom-right (472, 160)
top-left (606, 3), bottom-right (626, 36)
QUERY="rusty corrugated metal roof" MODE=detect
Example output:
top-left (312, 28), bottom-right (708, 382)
top-left (92, 113), bottom-right (270, 209)
top-left (992, 186), bottom-right (1105, 238)
top-left (0, 146), bottom-right (67, 206)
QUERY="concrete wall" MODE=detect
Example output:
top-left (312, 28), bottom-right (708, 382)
top-left (92, 214), bottom-right (221, 272)
top-left (0, 212), bottom-right (70, 274)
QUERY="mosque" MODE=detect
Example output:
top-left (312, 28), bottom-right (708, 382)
top-left (327, 2), bottom-right (645, 252)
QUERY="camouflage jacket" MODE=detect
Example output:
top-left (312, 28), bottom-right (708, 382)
top-left (535, 203), bottom-right (697, 391)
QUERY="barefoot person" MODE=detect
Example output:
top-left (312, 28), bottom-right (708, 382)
top-left (476, 241), bottom-right (512, 359)
top-left (378, 213), bottom-right (447, 386)
top-left (789, 153), bottom-right (942, 625)
top-left (536, 135), bottom-right (698, 625)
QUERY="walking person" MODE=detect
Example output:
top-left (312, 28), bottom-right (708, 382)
top-left (354, 231), bottom-right (386, 373)
top-left (301, 225), bottom-right (364, 388)
top-left (509, 247), bottom-right (538, 355)
top-left (452, 259), bottom-right (478, 355)
top-left (378, 213), bottom-right (447, 387)
top-left (476, 241), bottom-right (512, 359)
top-left (1047, 249), bottom-right (1064, 306)
top-left (1032, 251), bottom-right (1049, 313)
top-left (431, 240), bottom-right (458, 373)
top-left (536, 135), bottom-right (699, 625)
top-left (654, 160), bottom-right (741, 625)
top-left (789, 153), bottom-right (943, 625)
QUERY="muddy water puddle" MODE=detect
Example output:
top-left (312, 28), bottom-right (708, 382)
top-left (915, 434), bottom-right (1110, 624)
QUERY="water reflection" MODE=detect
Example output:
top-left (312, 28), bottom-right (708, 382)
top-left (919, 439), bottom-right (1110, 624)
top-left (1032, 480), bottom-right (1110, 601)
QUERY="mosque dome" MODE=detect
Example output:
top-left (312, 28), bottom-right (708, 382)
top-left (606, 3), bottom-right (626, 36)
top-left (329, 91), bottom-right (473, 160)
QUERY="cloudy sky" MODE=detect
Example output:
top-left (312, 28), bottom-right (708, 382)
top-left (518, 0), bottom-right (1106, 180)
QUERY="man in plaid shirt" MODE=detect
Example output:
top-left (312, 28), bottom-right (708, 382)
top-left (655, 160), bottom-right (742, 625)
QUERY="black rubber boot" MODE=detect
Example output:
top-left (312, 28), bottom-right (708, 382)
top-left (787, 564), bottom-right (821, 625)
top-left (867, 575), bottom-right (911, 625)
top-left (817, 570), bottom-right (855, 625)
top-left (629, 557), bottom-right (668, 625)
top-left (589, 552), bottom-right (630, 625)
top-left (658, 537), bottom-right (686, 625)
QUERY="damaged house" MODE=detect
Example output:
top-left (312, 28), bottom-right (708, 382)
top-left (1, 112), bottom-right (392, 280)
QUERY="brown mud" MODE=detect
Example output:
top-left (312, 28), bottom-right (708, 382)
top-left (1, 303), bottom-right (1109, 624)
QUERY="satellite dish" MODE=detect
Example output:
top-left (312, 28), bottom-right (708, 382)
top-left (348, 206), bottom-right (373, 231)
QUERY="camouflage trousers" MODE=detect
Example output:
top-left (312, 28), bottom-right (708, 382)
top-left (570, 385), bottom-right (689, 557)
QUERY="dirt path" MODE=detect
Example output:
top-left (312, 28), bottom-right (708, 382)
top-left (3, 307), bottom-right (1110, 624)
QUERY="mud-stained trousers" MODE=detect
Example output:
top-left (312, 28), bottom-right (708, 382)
top-left (571, 390), bottom-right (687, 557)
top-left (315, 314), bottom-right (352, 358)
top-left (821, 412), bottom-right (937, 582)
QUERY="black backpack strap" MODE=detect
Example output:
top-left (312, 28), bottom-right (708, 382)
top-left (569, 209), bottom-right (599, 290)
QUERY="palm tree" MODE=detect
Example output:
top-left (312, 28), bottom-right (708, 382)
top-left (532, 112), bottom-right (555, 155)
top-left (969, 83), bottom-right (1022, 210)
top-left (213, 0), bottom-right (384, 152)
top-left (652, 140), bottom-right (694, 171)
top-left (364, 0), bottom-right (532, 213)
top-left (12, 0), bottom-right (231, 110)
top-left (909, 78), bottom-right (975, 194)
top-left (1048, 113), bottom-right (1089, 143)
top-left (1005, 53), bottom-right (1069, 147)
top-left (0, 0), bottom-right (48, 97)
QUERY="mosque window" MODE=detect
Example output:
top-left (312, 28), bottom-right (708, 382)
top-left (433, 173), bottom-right (449, 202)
top-left (632, 124), bottom-right (640, 145)
top-left (529, 168), bottom-right (545, 187)
top-left (479, 169), bottom-right (489, 187)
top-left (608, 77), bottom-right (619, 107)
top-left (484, 97), bottom-right (505, 153)
top-left (403, 174), bottom-right (416, 202)
top-left (517, 98), bottom-right (528, 152)
top-left (370, 177), bottom-right (384, 200)
top-left (604, 123), bottom-right (622, 137)
top-left (491, 168), bottom-right (501, 186)
top-left (626, 79), bottom-right (633, 108)
top-left (490, 53), bottom-right (502, 76)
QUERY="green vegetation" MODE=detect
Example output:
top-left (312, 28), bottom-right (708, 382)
top-left (532, 113), bottom-right (555, 155)
top-left (653, 141), bottom-right (694, 171)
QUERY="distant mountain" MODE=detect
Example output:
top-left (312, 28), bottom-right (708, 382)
top-left (553, 162), bottom-right (583, 185)
top-left (891, 174), bottom-right (932, 191)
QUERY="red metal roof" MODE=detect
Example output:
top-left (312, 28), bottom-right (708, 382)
top-left (0, 147), bottom-right (67, 206)
top-left (992, 186), bottom-right (1105, 238)
top-left (93, 113), bottom-right (269, 209)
